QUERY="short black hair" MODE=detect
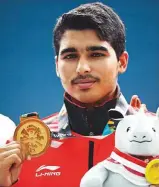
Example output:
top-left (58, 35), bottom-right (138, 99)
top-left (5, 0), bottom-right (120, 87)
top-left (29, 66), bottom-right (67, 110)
top-left (53, 2), bottom-right (126, 59)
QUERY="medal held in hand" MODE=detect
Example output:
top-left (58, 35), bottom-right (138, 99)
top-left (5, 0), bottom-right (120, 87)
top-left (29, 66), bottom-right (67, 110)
top-left (14, 112), bottom-right (51, 157)
top-left (145, 159), bottom-right (159, 184)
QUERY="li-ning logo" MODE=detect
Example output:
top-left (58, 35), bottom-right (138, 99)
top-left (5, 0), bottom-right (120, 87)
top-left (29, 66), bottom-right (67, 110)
top-left (35, 165), bottom-right (61, 177)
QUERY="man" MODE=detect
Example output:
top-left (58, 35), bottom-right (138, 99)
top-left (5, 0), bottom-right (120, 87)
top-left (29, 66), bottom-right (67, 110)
top-left (0, 2), bottom-right (157, 187)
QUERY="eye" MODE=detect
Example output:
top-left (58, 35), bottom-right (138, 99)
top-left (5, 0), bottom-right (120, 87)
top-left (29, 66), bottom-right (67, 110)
top-left (90, 53), bottom-right (105, 57)
top-left (126, 127), bottom-right (131, 132)
top-left (152, 127), bottom-right (156, 132)
top-left (63, 54), bottom-right (78, 60)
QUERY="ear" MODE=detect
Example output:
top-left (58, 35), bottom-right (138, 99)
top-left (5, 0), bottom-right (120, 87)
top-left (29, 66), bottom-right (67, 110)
top-left (118, 51), bottom-right (129, 74)
top-left (156, 107), bottom-right (159, 119)
top-left (130, 95), bottom-right (141, 109)
top-left (55, 56), bottom-right (60, 77)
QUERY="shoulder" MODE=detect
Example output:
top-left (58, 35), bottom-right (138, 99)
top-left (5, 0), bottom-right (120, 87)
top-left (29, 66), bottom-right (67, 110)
top-left (42, 112), bottom-right (59, 132)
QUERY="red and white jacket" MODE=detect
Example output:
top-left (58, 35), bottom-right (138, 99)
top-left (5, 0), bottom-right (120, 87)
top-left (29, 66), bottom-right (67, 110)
top-left (12, 93), bottom-right (139, 187)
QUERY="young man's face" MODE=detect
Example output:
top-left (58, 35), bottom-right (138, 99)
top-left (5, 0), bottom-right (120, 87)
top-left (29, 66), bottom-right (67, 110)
top-left (56, 29), bottom-right (128, 103)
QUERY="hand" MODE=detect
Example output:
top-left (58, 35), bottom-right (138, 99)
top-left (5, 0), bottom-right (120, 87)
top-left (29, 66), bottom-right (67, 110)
top-left (150, 185), bottom-right (159, 187)
top-left (0, 141), bottom-right (30, 186)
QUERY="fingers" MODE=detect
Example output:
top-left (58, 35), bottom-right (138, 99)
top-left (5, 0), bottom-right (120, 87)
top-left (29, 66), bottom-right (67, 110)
top-left (0, 141), bottom-right (29, 162)
top-left (0, 142), bottom-right (26, 187)
top-left (20, 143), bottom-right (31, 161)
top-left (0, 142), bottom-right (20, 153)
top-left (4, 153), bottom-right (22, 169)
top-left (1, 148), bottom-right (23, 161)
top-left (0, 142), bottom-right (24, 161)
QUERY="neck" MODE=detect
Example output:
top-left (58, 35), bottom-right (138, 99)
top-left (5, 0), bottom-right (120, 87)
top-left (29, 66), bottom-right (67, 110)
top-left (130, 154), bottom-right (157, 161)
top-left (114, 148), bottom-right (158, 163)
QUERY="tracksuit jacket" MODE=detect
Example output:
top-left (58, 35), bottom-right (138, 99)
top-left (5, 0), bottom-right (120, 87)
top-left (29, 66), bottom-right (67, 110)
top-left (12, 91), bottom-right (134, 187)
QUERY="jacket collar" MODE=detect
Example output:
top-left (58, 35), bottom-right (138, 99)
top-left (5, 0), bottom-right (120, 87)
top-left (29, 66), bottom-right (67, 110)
top-left (55, 92), bottom-right (130, 138)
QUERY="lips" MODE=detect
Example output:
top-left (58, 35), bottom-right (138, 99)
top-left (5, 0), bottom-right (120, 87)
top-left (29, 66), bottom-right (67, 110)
top-left (129, 140), bottom-right (152, 143)
top-left (73, 79), bottom-right (96, 90)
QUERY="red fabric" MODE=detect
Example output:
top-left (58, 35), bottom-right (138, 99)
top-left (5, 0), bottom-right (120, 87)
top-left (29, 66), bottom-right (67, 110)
top-left (113, 148), bottom-right (147, 167)
top-left (13, 133), bottom-right (115, 187)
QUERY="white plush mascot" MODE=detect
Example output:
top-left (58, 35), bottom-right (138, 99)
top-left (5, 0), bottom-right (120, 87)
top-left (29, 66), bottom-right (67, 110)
top-left (80, 108), bottom-right (159, 187)
top-left (0, 114), bottom-right (16, 145)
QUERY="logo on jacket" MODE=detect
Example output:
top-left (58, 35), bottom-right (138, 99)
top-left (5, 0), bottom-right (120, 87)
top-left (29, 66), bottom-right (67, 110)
top-left (35, 165), bottom-right (61, 177)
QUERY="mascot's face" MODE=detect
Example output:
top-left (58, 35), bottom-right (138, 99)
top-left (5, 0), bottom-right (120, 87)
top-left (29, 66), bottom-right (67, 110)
top-left (115, 108), bottom-right (159, 156)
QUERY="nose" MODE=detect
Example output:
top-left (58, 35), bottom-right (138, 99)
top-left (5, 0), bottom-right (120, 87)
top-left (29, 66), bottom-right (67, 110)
top-left (76, 58), bottom-right (91, 75)
top-left (133, 135), bottom-right (146, 139)
top-left (132, 131), bottom-right (151, 141)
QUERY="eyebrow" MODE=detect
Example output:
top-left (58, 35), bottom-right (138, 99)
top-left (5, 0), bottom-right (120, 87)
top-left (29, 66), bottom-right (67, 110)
top-left (60, 48), bottom-right (77, 56)
top-left (86, 46), bottom-right (108, 52)
top-left (60, 45), bottom-right (109, 56)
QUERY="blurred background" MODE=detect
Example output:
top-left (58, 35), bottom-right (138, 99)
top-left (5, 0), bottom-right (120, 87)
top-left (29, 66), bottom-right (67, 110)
top-left (0, 0), bottom-right (159, 124)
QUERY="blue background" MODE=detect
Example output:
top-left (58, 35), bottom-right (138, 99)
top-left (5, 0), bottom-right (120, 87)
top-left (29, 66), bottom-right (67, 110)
top-left (0, 0), bottom-right (158, 124)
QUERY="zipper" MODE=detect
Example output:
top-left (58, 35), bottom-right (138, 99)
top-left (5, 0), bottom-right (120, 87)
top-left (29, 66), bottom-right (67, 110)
top-left (88, 140), bottom-right (94, 169)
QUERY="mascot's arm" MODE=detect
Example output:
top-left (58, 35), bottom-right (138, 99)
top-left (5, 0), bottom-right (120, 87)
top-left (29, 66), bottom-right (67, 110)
top-left (80, 161), bottom-right (108, 187)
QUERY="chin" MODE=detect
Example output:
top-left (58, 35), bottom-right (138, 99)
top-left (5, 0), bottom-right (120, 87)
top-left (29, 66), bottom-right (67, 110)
top-left (67, 85), bottom-right (103, 103)
top-left (77, 96), bottom-right (97, 103)
top-left (78, 93), bottom-right (102, 103)
top-left (127, 147), bottom-right (155, 156)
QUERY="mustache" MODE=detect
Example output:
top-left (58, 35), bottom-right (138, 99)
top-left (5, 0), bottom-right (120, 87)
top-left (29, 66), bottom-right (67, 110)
top-left (71, 74), bottom-right (100, 84)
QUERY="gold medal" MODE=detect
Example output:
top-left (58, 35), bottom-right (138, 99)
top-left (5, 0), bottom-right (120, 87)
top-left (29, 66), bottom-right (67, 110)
top-left (14, 114), bottom-right (51, 157)
top-left (145, 159), bottom-right (159, 184)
